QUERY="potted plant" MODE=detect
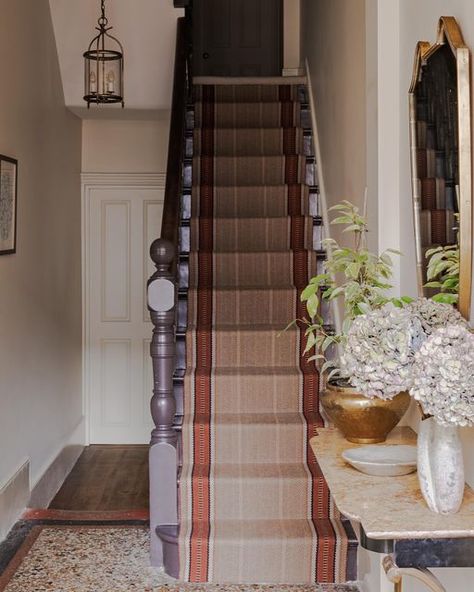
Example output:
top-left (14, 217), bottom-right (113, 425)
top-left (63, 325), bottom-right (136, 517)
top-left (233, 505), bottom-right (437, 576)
top-left (337, 298), bottom-right (467, 443)
top-left (299, 200), bottom-right (411, 443)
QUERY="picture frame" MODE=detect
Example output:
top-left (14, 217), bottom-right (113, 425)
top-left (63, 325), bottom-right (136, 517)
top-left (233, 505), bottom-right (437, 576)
top-left (0, 154), bottom-right (18, 255)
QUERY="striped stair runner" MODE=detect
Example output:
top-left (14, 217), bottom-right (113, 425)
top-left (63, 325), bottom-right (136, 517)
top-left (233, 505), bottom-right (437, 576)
top-left (178, 83), bottom-right (357, 584)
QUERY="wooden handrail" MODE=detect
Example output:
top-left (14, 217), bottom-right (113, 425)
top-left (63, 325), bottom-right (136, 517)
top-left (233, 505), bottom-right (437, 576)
top-left (161, 17), bottom-right (191, 250)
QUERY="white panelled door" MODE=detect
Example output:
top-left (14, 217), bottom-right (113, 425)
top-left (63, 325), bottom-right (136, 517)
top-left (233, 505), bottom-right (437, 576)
top-left (83, 176), bottom-right (164, 443)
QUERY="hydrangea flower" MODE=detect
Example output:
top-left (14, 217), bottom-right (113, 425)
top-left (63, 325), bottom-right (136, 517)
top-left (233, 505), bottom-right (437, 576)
top-left (405, 297), bottom-right (467, 335)
top-left (340, 298), bottom-right (468, 400)
top-left (340, 304), bottom-right (425, 399)
top-left (410, 324), bottom-right (474, 427)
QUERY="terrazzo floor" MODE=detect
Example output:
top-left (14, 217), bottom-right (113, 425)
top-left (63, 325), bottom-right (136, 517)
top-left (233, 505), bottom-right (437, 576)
top-left (0, 525), bottom-right (360, 592)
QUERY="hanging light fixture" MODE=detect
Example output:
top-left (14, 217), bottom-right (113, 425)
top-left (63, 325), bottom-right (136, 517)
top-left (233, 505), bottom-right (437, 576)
top-left (84, 0), bottom-right (124, 108)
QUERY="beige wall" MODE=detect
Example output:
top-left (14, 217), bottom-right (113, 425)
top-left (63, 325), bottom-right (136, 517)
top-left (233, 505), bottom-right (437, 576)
top-left (283, 0), bottom-right (302, 75)
top-left (82, 119), bottom-right (169, 173)
top-left (301, 0), bottom-right (373, 250)
top-left (0, 0), bottom-right (82, 537)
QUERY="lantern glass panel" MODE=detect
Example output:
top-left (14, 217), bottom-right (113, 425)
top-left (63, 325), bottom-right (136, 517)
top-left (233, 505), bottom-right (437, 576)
top-left (84, 50), bottom-right (123, 105)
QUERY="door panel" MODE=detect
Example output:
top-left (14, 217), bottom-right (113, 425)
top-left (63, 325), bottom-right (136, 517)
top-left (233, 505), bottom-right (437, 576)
top-left (85, 186), bottom-right (163, 443)
top-left (193, 0), bottom-right (282, 76)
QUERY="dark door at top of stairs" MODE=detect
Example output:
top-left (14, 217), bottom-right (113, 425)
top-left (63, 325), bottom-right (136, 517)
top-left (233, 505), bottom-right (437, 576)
top-left (192, 0), bottom-right (282, 77)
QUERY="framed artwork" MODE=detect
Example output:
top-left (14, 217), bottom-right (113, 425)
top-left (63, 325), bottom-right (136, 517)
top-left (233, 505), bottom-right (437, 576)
top-left (0, 155), bottom-right (18, 255)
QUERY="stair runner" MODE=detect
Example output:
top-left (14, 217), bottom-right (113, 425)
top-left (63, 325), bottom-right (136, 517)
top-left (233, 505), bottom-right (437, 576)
top-left (178, 83), bottom-right (357, 584)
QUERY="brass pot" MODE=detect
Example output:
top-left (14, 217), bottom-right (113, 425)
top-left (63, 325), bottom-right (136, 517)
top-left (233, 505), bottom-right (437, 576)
top-left (320, 382), bottom-right (411, 444)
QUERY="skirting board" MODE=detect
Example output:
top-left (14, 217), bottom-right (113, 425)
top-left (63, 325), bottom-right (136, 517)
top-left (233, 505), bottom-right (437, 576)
top-left (29, 417), bottom-right (86, 508)
top-left (0, 461), bottom-right (30, 541)
top-left (0, 420), bottom-right (86, 542)
top-left (29, 444), bottom-right (84, 508)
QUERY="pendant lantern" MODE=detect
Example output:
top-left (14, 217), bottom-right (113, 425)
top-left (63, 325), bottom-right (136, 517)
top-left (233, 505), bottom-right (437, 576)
top-left (84, 0), bottom-right (124, 108)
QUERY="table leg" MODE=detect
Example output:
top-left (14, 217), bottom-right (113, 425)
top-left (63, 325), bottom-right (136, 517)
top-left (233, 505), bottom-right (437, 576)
top-left (382, 555), bottom-right (446, 592)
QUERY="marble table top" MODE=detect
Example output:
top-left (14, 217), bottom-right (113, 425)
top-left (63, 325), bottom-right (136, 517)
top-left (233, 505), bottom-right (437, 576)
top-left (310, 427), bottom-right (474, 541)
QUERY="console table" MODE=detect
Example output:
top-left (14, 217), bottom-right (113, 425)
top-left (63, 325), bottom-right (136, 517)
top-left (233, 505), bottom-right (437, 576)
top-left (310, 427), bottom-right (474, 592)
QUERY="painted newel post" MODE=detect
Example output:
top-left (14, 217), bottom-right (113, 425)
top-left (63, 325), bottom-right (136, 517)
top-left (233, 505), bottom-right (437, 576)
top-left (147, 238), bottom-right (178, 569)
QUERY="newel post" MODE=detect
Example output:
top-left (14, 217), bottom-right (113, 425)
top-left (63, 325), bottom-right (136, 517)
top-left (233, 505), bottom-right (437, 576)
top-left (147, 238), bottom-right (178, 567)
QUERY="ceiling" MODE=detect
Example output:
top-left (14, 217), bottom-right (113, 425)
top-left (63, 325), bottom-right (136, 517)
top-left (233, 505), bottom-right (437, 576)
top-left (49, 0), bottom-right (183, 119)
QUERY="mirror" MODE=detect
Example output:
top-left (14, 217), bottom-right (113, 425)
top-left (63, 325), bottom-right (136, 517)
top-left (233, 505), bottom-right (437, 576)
top-left (409, 16), bottom-right (472, 319)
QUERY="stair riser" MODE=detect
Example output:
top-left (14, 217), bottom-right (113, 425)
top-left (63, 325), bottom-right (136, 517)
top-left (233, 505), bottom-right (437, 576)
top-left (186, 328), bottom-right (302, 369)
top-left (185, 252), bottom-right (320, 288)
top-left (193, 156), bottom-right (307, 187)
top-left (184, 419), bottom-right (308, 464)
top-left (193, 128), bottom-right (306, 157)
top-left (193, 85), bottom-right (302, 103)
top-left (181, 368), bottom-right (314, 414)
top-left (185, 187), bottom-right (320, 219)
top-left (191, 191), bottom-right (308, 218)
top-left (183, 372), bottom-right (310, 414)
top-left (188, 217), bottom-right (314, 252)
top-left (190, 537), bottom-right (316, 583)
top-left (181, 472), bottom-right (312, 520)
top-left (187, 288), bottom-right (298, 326)
top-left (194, 102), bottom-right (302, 129)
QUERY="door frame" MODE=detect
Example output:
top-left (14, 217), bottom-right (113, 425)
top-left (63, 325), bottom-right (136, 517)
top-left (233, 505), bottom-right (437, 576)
top-left (81, 172), bottom-right (166, 445)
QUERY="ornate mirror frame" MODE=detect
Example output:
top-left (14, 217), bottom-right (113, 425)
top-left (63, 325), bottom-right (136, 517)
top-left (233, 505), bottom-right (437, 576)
top-left (409, 16), bottom-right (472, 319)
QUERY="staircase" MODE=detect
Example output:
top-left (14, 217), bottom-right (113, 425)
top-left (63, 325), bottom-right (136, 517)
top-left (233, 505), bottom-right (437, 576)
top-left (165, 82), bottom-right (357, 583)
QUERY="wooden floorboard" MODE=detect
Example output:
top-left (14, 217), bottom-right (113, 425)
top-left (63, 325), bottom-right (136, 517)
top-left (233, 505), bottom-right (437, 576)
top-left (49, 445), bottom-right (149, 511)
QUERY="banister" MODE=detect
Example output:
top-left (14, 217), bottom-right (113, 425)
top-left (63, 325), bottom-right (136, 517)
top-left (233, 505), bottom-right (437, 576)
top-left (148, 15), bottom-right (192, 571)
top-left (161, 16), bottom-right (191, 252)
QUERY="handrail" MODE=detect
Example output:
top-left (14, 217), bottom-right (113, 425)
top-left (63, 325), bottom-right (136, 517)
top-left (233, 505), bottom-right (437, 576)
top-left (161, 16), bottom-right (191, 252)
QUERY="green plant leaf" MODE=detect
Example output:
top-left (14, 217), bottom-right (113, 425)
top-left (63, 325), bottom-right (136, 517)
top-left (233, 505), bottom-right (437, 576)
top-left (432, 293), bottom-right (459, 304)
top-left (330, 215), bottom-right (353, 225)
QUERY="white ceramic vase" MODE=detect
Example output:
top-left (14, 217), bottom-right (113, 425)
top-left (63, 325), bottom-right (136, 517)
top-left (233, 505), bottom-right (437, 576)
top-left (417, 416), bottom-right (465, 514)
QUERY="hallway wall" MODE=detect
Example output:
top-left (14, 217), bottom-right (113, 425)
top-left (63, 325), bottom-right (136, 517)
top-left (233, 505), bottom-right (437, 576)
top-left (301, 0), bottom-right (374, 251)
top-left (0, 0), bottom-right (82, 539)
top-left (82, 119), bottom-right (169, 173)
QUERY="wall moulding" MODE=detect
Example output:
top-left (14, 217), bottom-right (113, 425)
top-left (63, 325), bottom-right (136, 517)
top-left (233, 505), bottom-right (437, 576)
top-left (81, 172), bottom-right (166, 187)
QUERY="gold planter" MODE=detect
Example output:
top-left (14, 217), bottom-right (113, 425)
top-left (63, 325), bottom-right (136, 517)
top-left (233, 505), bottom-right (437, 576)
top-left (321, 382), bottom-right (411, 444)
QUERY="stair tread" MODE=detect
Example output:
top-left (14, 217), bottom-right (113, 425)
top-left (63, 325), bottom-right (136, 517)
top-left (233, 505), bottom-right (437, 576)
top-left (189, 215), bottom-right (313, 221)
top-left (185, 366), bottom-right (311, 376)
top-left (189, 412), bottom-right (321, 424)
top-left (179, 518), bottom-right (354, 540)
top-left (194, 126), bottom-right (305, 131)
top-left (189, 284), bottom-right (304, 293)
top-left (193, 154), bottom-right (305, 160)
top-left (186, 248), bottom-right (322, 254)
top-left (183, 463), bottom-right (310, 478)
top-left (187, 322), bottom-right (299, 331)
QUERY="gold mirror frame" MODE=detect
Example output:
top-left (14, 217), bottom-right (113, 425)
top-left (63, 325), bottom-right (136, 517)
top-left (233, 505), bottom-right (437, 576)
top-left (409, 16), bottom-right (472, 319)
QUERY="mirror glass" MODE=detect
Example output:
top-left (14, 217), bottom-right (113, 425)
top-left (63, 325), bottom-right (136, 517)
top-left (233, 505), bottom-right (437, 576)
top-left (409, 17), bottom-right (472, 319)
